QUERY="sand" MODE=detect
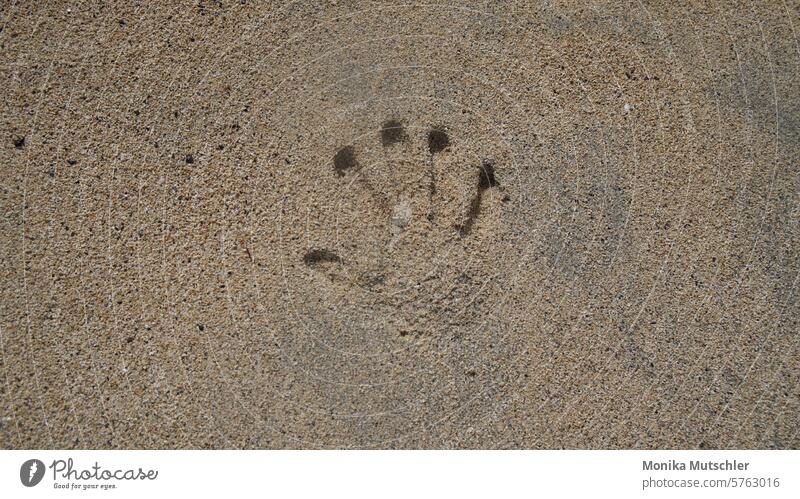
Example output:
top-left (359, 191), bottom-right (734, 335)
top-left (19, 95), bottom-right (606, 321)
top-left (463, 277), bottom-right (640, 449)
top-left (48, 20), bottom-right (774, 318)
top-left (0, 1), bottom-right (798, 448)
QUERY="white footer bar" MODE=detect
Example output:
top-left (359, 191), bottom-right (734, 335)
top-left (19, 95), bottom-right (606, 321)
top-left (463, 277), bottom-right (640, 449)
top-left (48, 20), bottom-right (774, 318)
top-left (2, 450), bottom-right (797, 498)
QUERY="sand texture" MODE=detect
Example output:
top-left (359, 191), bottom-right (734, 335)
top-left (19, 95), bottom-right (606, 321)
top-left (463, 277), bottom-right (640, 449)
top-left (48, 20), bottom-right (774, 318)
top-left (1, 1), bottom-right (798, 448)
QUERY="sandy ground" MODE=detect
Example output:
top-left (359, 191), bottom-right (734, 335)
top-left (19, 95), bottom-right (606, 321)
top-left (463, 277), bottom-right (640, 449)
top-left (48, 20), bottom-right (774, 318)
top-left (0, 1), bottom-right (798, 448)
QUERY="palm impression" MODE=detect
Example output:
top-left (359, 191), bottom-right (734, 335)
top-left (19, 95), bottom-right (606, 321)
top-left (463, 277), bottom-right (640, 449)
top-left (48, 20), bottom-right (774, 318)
top-left (298, 119), bottom-right (508, 339)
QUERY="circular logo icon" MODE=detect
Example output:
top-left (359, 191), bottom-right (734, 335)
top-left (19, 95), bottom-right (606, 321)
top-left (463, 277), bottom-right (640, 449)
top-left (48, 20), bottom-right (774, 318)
top-left (20, 459), bottom-right (45, 487)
